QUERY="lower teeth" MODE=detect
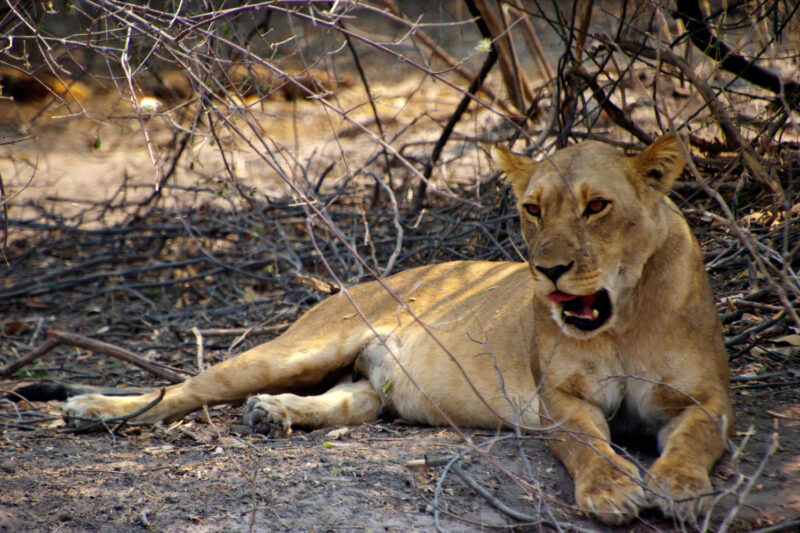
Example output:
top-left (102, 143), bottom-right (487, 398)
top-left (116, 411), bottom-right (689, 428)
top-left (564, 309), bottom-right (601, 320)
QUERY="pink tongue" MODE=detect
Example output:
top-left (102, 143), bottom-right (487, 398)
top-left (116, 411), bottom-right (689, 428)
top-left (547, 291), bottom-right (579, 303)
top-left (547, 291), bottom-right (598, 318)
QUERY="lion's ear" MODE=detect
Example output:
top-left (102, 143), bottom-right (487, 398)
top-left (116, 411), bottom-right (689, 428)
top-left (493, 146), bottom-right (538, 199)
top-left (633, 133), bottom-right (686, 194)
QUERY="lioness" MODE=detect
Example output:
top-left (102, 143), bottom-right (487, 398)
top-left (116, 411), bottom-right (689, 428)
top-left (61, 133), bottom-right (731, 525)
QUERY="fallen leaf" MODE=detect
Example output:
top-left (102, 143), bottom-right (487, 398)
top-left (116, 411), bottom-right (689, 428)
top-left (242, 287), bottom-right (259, 303)
top-left (325, 427), bottom-right (351, 440)
top-left (4, 321), bottom-right (26, 335)
top-left (218, 436), bottom-right (245, 448)
top-left (322, 441), bottom-right (350, 449)
top-left (295, 274), bottom-right (338, 294)
top-left (43, 418), bottom-right (65, 429)
top-left (741, 313), bottom-right (762, 324)
top-left (143, 444), bottom-right (176, 456)
top-left (774, 334), bottom-right (800, 346)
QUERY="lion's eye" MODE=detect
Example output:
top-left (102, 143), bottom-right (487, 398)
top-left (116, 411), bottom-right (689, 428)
top-left (523, 204), bottom-right (541, 218)
top-left (583, 199), bottom-right (610, 217)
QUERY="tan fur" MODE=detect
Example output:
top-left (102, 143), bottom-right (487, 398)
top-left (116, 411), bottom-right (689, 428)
top-left (63, 134), bottom-right (731, 525)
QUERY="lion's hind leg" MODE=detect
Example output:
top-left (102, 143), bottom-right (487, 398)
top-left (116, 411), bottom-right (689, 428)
top-left (59, 294), bottom-right (386, 426)
top-left (64, 391), bottom-right (164, 422)
top-left (243, 377), bottom-right (381, 437)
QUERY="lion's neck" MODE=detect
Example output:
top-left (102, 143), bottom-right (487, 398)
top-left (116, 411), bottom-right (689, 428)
top-left (625, 210), bottom-right (699, 326)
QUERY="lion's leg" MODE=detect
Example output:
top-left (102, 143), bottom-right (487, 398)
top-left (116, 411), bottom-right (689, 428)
top-left (242, 377), bottom-right (381, 437)
top-left (544, 390), bottom-right (646, 525)
top-left (352, 333), bottom-right (440, 425)
top-left (63, 313), bottom-right (376, 425)
top-left (646, 400), bottom-right (730, 520)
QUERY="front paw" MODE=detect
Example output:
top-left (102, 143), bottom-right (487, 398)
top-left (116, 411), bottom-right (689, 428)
top-left (575, 457), bottom-right (646, 525)
top-left (647, 458), bottom-right (713, 521)
top-left (242, 395), bottom-right (293, 437)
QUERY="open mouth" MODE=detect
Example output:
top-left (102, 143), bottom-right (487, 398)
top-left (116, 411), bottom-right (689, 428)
top-left (547, 289), bottom-right (613, 331)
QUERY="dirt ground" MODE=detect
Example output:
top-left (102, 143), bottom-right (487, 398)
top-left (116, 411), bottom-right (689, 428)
top-left (0, 386), bottom-right (798, 532)
top-left (1, 51), bottom-right (799, 533)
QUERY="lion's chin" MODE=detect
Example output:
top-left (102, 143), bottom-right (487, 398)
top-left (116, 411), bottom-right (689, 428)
top-left (547, 289), bottom-right (614, 333)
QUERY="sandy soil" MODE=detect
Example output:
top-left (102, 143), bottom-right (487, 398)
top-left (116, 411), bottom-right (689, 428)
top-left (1, 387), bottom-right (797, 532)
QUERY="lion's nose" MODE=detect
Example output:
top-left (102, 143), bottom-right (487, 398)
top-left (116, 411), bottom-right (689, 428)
top-left (535, 261), bottom-right (574, 284)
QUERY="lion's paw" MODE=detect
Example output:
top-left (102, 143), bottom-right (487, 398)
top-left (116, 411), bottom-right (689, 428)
top-left (242, 395), bottom-right (294, 437)
top-left (63, 394), bottom-right (126, 423)
top-left (575, 457), bottom-right (646, 525)
top-left (647, 458), bottom-right (713, 522)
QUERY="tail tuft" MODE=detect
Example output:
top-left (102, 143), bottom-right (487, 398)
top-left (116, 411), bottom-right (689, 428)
top-left (8, 383), bottom-right (70, 402)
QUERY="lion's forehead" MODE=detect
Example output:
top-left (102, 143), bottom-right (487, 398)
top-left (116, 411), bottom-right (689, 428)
top-left (527, 176), bottom-right (634, 213)
top-left (525, 150), bottom-right (637, 203)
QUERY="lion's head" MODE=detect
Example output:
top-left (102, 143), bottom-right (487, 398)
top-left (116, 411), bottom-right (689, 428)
top-left (496, 134), bottom-right (686, 337)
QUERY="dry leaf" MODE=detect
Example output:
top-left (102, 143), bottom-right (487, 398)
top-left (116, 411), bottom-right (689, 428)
top-left (741, 313), bottom-right (762, 324)
top-left (218, 436), bottom-right (245, 448)
top-left (325, 427), bottom-right (351, 440)
top-left (774, 334), bottom-right (800, 346)
top-left (4, 321), bottom-right (26, 336)
top-left (242, 286), bottom-right (259, 303)
top-left (322, 441), bottom-right (350, 448)
top-left (143, 444), bottom-right (176, 456)
top-left (295, 274), bottom-right (339, 294)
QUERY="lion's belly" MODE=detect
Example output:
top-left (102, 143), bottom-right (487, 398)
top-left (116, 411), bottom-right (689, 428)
top-left (335, 260), bottom-right (540, 429)
top-left (374, 265), bottom-right (540, 428)
top-left (388, 330), bottom-right (540, 428)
